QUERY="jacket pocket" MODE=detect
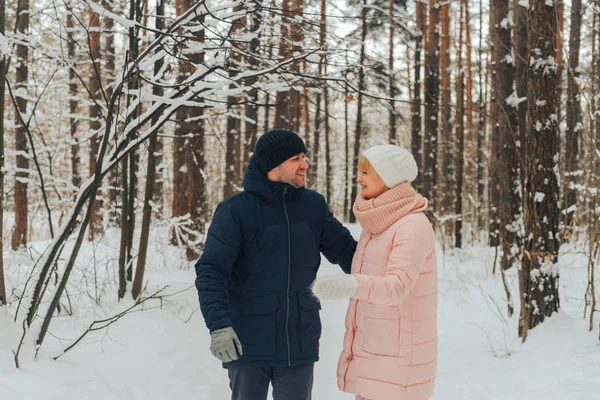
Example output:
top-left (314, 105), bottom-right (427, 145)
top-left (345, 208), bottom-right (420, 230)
top-left (233, 294), bottom-right (279, 356)
top-left (362, 303), bottom-right (400, 357)
top-left (297, 292), bottom-right (322, 354)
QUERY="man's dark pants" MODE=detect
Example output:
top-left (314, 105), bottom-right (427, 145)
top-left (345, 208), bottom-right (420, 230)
top-left (227, 363), bottom-right (314, 400)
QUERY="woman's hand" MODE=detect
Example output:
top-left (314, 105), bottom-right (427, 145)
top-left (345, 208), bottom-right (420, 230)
top-left (310, 275), bottom-right (359, 300)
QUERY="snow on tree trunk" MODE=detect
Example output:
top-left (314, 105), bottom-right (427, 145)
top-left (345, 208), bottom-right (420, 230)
top-left (87, 5), bottom-right (103, 241)
top-left (520, 0), bottom-right (561, 341)
top-left (11, 0), bottom-right (29, 250)
top-left (423, 0), bottom-right (440, 215)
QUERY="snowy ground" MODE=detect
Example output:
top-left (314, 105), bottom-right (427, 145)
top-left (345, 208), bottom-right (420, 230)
top-left (1, 223), bottom-right (599, 400)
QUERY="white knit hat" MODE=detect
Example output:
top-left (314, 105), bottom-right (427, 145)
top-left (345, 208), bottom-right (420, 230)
top-left (362, 145), bottom-right (418, 188)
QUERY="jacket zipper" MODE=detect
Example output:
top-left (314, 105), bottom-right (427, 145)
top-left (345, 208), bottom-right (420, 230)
top-left (283, 187), bottom-right (292, 367)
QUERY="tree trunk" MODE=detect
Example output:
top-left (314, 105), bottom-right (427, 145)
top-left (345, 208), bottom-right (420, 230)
top-left (439, 2), bottom-right (452, 218)
top-left (491, 0), bottom-right (519, 271)
top-left (464, 0), bottom-right (474, 232)
top-left (412, 1), bottom-right (425, 192)
top-left (88, 6), bottom-right (103, 241)
top-left (423, 0), bottom-right (440, 211)
top-left (67, 10), bottom-right (80, 196)
top-left (324, 85), bottom-right (331, 204)
top-left (349, 0), bottom-right (368, 224)
top-left (243, 1), bottom-right (260, 168)
top-left (118, 153), bottom-right (129, 299)
top-left (224, 99), bottom-right (241, 199)
top-left (514, 0), bottom-right (527, 162)
top-left (564, 0), bottom-right (582, 238)
top-left (171, 0), bottom-right (191, 245)
top-left (520, 0), bottom-right (561, 341)
top-left (477, 0), bottom-right (489, 233)
top-left (344, 70), bottom-right (351, 221)
top-left (118, 0), bottom-right (143, 295)
top-left (321, 0), bottom-right (331, 203)
top-left (11, 0), bottom-right (29, 250)
top-left (224, 5), bottom-right (244, 199)
top-left (0, 0), bottom-right (6, 305)
top-left (274, 0), bottom-right (302, 132)
top-left (132, 0), bottom-right (165, 300)
top-left (104, 0), bottom-right (118, 225)
top-left (312, 89), bottom-right (321, 190)
top-left (185, 10), bottom-right (208, 261)
top-left (455, 1), bottom-right (464, 249)
top-left (263, 1), bottom-right (277, 134)
top-left (388, 0), bottom-right (397, 145)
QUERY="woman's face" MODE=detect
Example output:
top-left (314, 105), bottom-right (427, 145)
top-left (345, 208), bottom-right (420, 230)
top-left (356, 164), bottom-right (388, 199)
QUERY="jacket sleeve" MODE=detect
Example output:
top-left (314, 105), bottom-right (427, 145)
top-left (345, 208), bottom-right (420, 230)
top-left (353, 217), bottom-right (434, 305)
top-left (320, 203), bottom-right (357, 274)
top-left (195, 202), bottom-right (242, 333)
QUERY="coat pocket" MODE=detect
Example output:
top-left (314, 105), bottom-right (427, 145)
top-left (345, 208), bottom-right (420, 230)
top-left (297, 292), bottom-right (322, 354)
top-left (362, 303), bottom-right (400, 357)
top-left (233, 294), bottom-right (279, 356)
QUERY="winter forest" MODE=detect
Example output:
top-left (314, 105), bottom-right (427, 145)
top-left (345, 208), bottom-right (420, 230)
top-left (0, 0), bottom-right (599, 398)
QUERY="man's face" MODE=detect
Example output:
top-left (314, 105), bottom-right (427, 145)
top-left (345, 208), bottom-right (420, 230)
top-left (267, 153), bottom-right (309, 188)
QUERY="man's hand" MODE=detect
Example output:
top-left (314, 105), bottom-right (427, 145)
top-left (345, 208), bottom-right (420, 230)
top-left (311, 275), bottom-right (359, 300)
top-left (210, 327), bottom-right (243, 362)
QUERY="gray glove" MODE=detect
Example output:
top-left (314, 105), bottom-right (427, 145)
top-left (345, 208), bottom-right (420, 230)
top-left (210, 327), bottom-right (243, 363)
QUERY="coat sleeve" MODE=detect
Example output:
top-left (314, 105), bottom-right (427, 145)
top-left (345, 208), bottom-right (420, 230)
top-left (195, 202), bottom-right (242, 333)
top-left (353, 216), bottom-right (434, 305)
top-left (320, 202), bottom-right (357, 274)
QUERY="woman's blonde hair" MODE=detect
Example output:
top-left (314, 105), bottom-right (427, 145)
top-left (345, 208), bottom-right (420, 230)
top-left (358, 156), bottom-right (372, 172)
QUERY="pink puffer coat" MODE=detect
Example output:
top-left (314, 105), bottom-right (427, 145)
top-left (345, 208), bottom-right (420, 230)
top-left (337, 184), bottom-right (437, 400)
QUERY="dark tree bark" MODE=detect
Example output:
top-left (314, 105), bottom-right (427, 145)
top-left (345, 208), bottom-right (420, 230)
top-left (519, 0), bottom-right (561, 341)
top-left (224, 5), bottom-right (244, 200)
top-left (349, 0), bottom-right (368, 224)
top-left (133, 0), bottom-right (165, 299)
top-left (104, 0), bottom-right (120, 226)
top-left (11, 0), bottom-right (29, 250)
top-left (455, 1), bottom-right (465, 248)
top-left (564, 0), bottom-right (582, 237)
top-left (321, 0), bottom-right (331, 203)
top-left (243, 1), bottom-right (261, 167)
top-left (439, 2), bottom-right (452, 217)
top-left (476, 0), bottom-right (488, 233)
top-left (171, 0), bottom-right (191, 245)
top-left (388, 0), bottom-right (397, 145)
top-left (412, 1), bottom-right (425, 192)
top-left (344, 69), bottom-right (351, 221)
top-left (185, 10), bottom-right (208, 261)
top-left (423, 0), bottom-right (440, 212)
top-left (274, 0), bottom-right (303, 132)
top-left (0, 0), bottom-right (6, 305)
top-left (514, 0), bottom-right (527, 158)
top-left (87, 6), bottom-right (103, 240)
top-left (67, 10), bottom-right (80, 195)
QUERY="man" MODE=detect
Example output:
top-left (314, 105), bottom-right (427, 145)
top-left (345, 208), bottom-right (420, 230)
top-left (195, 129), bottom-right (357, 400)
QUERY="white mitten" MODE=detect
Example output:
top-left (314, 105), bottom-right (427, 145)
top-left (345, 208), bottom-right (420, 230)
top-left (310, 275), bottom-right (359, 300)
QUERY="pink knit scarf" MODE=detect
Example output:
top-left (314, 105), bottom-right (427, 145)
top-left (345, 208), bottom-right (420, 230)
top-left (353, 182), bottom-right (428, 234)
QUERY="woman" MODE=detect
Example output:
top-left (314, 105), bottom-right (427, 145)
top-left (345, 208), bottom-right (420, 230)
top-left (311, 144), bottom-right (437, 400)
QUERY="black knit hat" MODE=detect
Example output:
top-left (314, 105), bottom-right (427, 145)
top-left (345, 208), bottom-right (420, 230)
top-left (254, 130), bottom-right (307, 174)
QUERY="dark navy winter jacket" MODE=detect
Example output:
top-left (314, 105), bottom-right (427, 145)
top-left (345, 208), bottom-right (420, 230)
top-left (195, 156), bottom-right (357, 367)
